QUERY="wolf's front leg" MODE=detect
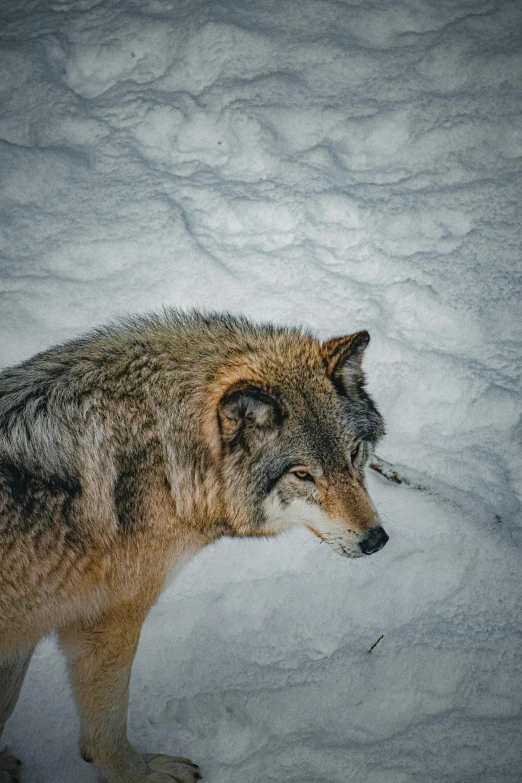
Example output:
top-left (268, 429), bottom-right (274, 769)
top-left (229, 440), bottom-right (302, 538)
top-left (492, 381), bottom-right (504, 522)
top-left (59, 604), bottom-right (200, 783)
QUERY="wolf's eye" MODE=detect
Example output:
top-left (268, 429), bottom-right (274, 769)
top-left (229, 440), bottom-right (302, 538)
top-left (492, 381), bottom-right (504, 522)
top-left (350, 442), bottom-right (362, 463)
top-left (290, 468), bottom-right (314, 482)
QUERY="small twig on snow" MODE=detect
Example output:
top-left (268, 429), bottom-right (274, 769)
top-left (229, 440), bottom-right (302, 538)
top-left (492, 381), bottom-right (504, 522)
top-left (369, 455), bottom-right (428, 492)
top-left (368, 634), bottom-right (384, 654)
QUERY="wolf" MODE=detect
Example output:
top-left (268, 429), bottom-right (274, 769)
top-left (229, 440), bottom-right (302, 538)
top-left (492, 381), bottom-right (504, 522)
top-left (0, 310), bottom-right (387, 783)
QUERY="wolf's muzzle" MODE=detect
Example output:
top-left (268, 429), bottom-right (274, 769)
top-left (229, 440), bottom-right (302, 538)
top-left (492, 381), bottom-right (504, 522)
top-left (359, 525), bottom-right (389, 555)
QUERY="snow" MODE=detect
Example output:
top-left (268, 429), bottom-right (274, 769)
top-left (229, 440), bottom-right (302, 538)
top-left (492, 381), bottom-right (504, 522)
top-left (1, 0), bottom-right (521, 781)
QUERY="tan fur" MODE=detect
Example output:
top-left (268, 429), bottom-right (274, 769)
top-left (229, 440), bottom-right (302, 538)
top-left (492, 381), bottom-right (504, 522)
top-left (0, 311), bottom-right (387, 782)
top-left (321, 473), bottom-right (378, 532)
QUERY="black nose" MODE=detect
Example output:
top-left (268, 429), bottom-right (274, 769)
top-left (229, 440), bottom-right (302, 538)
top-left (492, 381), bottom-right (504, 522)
top-left (359, 525), bottom-right (389, 555)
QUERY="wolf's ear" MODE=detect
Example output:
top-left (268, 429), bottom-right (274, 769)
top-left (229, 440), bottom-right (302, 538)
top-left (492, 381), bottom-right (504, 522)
top-left (218, 384), bottom-right (282, 446)
top-left (322, 331), bottom-right (370, 392)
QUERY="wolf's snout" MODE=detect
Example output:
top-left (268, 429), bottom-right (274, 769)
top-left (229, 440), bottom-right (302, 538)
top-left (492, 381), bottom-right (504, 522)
top-left (359, 525), bottom-right (389, 555)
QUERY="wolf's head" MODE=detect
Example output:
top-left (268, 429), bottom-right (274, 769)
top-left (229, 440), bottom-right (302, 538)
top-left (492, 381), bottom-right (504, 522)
top-left (201, 325), bottom-right (388, 557)
top-left (208, 326), bottom-right (387, 558)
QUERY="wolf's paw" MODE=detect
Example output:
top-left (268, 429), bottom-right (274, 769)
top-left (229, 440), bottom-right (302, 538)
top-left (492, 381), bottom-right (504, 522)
top-left (0, 752), bottom-right (22, 783)
top-left (144, 754), bottom-right (201, 782)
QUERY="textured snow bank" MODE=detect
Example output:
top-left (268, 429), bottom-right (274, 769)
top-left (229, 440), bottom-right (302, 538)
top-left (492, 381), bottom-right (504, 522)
top-left (1, 0), bottom-right (521, 781)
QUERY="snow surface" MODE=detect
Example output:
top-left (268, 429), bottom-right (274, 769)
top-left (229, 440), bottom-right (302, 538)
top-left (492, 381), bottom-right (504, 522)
top-left (1, 0), bottom-right (521, 781)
